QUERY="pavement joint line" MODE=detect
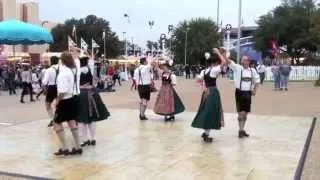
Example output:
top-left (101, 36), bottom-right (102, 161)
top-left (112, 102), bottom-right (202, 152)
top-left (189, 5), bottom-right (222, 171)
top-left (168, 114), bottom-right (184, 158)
top-left (0, 171), bottom-right (54, 180)
top-left (294, 117), bottom-right (317, 180)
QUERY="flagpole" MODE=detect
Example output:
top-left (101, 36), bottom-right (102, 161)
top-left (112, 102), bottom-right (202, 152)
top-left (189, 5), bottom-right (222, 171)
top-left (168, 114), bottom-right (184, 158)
top-left (104, 30), bottom-right (106, 59)
top-left (91, 39), bottom-right (94, 60)
top-left (236, 0), bottom-right (242, 64)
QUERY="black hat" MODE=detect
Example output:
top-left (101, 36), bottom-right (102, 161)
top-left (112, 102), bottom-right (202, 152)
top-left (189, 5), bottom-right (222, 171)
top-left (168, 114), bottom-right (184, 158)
top-left (140, 57), bottom-right (147, 64)
top-left (79, 56), bottom-right (89, 67)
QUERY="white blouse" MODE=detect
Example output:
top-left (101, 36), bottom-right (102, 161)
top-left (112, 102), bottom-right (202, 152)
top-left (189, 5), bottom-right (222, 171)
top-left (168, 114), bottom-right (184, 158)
top-left (198, 65), bottom-right (222, 79)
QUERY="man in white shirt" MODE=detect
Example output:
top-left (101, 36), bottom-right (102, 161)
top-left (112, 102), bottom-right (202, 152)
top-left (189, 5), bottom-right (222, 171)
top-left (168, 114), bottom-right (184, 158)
top-left (257, 62), bottom-right (266, 84)
top-left (227, 55), bottom-right (260, 138)
top-left (134, 57), bottom-right (154, 120)
top-left (42, 56), bottom-right (60, 127)
top-left (20, 65), bottom-right (34, 103)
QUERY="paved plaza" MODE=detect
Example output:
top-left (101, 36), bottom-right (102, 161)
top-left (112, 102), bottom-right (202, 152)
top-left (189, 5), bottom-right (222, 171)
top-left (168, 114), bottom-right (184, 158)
top-left (0, 78), bottom-right (319, 179)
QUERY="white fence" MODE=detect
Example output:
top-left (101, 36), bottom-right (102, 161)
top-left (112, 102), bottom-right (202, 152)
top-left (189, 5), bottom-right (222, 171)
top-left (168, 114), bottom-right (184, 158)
top-left (265, 66), bottom-right (320, 81)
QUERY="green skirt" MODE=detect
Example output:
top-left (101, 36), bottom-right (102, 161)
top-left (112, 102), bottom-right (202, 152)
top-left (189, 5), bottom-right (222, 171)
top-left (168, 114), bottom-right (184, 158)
top-left (191, 87), bottom-right (223, 130)
top-left (77, 88), bottom-right (110, 124)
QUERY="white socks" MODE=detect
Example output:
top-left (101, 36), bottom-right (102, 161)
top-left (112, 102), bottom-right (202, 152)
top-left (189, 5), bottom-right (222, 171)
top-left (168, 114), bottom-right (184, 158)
top-left (88, 123), bottom-right (96, 141)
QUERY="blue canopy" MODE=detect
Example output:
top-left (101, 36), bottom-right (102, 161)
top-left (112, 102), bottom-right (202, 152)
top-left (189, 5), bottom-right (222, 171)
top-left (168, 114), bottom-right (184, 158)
top-left (0, 19), bottom-right (53, 45)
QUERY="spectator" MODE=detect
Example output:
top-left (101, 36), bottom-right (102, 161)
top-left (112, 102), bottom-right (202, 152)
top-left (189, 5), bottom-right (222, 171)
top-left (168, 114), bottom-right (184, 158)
top-left (7, 66), bottom-right (16, 95)
top-left (185, 64), bottom-right (191, 79)
top-left (279, 59), bottom-right (292, 91)
top-left (257, 62), bottom-right (267, 85)
top-left (271, 60), bottom-right (281, 90)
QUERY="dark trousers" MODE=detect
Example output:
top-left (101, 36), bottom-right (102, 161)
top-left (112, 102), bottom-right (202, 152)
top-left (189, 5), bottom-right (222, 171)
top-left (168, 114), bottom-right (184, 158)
top-left (186, 73), bottom-right (191, 79)
top-left (8, 80), bottom-right (16, 95)
top-left (259, 73), bottom-right (265, 85)
top-left (113, 78), bottom-right (121, 86)
top-left (20, 82), bottom-right (33, 101)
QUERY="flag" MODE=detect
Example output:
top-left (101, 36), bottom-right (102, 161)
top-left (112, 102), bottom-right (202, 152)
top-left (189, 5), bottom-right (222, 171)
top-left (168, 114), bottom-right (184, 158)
top-left (68, 36), bottom-right (77, 48)
top-left (102, 31), bottom-right (106, 40)
top-left (72, 25), bottom-right (76, 38)
top-left (92, 39), bottom-right (100, 48)
top-left (81, 38), bottom-right (88, 52)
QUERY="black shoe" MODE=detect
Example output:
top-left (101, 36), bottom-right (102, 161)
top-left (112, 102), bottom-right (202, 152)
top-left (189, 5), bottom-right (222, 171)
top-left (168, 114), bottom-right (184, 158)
top-left (30, 99), bottom-right (35, 102)
top-left (238, 130), bottom-right (250, 138)
top-left (20, 100), bottom-right (25, 104)
top-left (285, 88), bottom-right (288, 91)
top-left (70, 148), bottom-right (83, 155)
top-left (165, 116), bottom-right (170, 122)
top-left (139, 115), bottom-right (148, 121)
top-left (170, 116), bottom-right (175, 121)
top-left (80, 140), bottom-right (90, 147)
top-left (201, 133), bottom-right (213, 143)
top-left (91, 140), bottom-right (96, 146)
top-left (54, 149), bottom-right (69, 156)
top-left (48, 121), bottom-right (53, 127)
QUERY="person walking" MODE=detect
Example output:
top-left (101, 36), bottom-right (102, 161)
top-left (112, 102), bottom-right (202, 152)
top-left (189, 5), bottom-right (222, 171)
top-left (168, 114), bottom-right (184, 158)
top-left (191, 49), bottom-right (226, 143)
top-left (257, 62), bottom-right (266, 85)
top-left (226, 55), bottom-right (260, 138)
top-left (279, 59), bottom-right (292, 91)
top-left (20, 65), bottom-right (34, 103)
top-left (134, 57), bottom-right (154, 120)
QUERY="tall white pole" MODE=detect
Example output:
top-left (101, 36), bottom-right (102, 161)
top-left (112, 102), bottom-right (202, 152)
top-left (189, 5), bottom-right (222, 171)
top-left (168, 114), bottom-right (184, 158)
top-left (104, 30), bottom-right (106, 59)
top-left (91, 39), bottom-right (94, 60)
top-left (236, 0), bottom-right (242, 64)
top-left (184, 31), bottom-right (188, 66)
top-left (217, 0), bottom-right (220, 27)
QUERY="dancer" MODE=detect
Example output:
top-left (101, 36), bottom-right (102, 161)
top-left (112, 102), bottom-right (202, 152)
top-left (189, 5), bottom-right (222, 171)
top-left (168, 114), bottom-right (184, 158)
top-left (191, 48), bottom-right (226, 143)
top-left (77, 56), bottom-right (110, 147)
top-left (226, 55), bottom-right (260, 138)
top-left (42, 56), bottom-right (59, 127)
top-left (134, 57), bottom-right (154, 120)
top-left (53, 52), bottom-right (82, 156)
top-left (153, 63), bottom-right (185, 122)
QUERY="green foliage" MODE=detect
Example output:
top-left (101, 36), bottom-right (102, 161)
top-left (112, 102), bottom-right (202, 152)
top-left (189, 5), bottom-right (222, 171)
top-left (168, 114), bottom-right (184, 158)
top-left (49, 15), bottom-right (121, 58)
top-left (171, 18), bottom-right (220, 65)
top-left (254, 0), bottom-right (320, 63)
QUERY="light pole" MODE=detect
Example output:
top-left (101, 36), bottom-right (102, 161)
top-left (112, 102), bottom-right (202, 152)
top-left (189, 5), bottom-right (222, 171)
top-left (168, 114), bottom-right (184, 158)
top-left (237, 0), bottom-right (242, 64)
top-left (217, 0), bottom-right (220, 28)
top-left (122, 32), bottom-right (127, 56)
top-left (184, 27), bottom-right (190, 66)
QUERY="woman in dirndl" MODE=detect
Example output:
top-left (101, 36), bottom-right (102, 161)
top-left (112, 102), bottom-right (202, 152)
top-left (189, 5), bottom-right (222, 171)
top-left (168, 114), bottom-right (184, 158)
top-left (153, 63), bottom-right (185, 122)
top-left (77, 56), bottom-right (110, 147)
top-left (191, 48), bottom-right (226, 143)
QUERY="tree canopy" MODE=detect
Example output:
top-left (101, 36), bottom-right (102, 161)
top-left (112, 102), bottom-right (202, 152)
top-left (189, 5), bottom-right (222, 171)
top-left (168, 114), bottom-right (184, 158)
top-left (171, 18), bottom-right (220, 65)
top-left (254, 0), bottom-right (320, 63)
top-left (50, 15), bottom-right (121, 58)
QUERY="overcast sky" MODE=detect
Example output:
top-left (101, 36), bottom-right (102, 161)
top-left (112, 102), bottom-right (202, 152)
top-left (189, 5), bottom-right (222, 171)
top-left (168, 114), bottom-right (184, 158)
top-left (38, 0), bottom-right (281, 47)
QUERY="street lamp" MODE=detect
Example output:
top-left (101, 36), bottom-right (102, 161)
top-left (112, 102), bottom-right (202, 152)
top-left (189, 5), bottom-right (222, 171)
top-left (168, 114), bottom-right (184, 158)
top-left (122, 32), bottom-right (127, 56)
top-left (124, 14), bottom-right (130, 23)
top-left (184, 27), bottom-right (190, 66)
top-left (237, 0), bottom-right (242, 64)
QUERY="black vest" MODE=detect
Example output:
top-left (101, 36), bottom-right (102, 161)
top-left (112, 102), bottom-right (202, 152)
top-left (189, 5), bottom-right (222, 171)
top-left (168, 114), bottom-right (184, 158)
top-left (204, 69), bottom-right (217, 87)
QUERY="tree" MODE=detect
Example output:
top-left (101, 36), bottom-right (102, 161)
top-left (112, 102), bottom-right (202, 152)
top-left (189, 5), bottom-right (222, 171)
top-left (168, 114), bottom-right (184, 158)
top-left (50, 15), bottom-right (121, 58)
top-left (254, 0), bottom-right (320, 64)
top-left (171, 18), bottom-right (220, 65)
